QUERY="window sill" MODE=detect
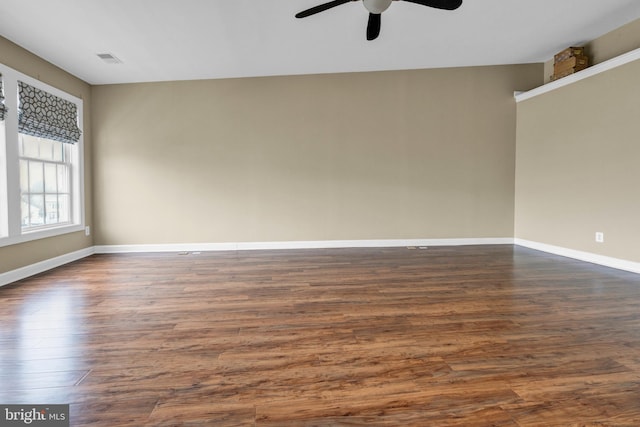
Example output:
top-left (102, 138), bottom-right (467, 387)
top-left (0, 224), bottom-right (85, 248)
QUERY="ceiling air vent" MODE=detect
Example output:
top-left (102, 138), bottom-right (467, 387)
top-left (97, 53), bottom-right (122, 64)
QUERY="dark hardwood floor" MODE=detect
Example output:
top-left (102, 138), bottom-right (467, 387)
top-left (1, 245), bottom-right (640, 426)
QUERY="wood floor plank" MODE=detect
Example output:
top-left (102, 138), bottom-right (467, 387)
top-left (1, 245), bottom-right (640, 425)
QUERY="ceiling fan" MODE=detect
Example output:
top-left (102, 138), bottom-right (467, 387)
top-left (295, 0), bottom-right (462, 41)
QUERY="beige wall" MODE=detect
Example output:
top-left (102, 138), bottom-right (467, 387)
top-left (515, 58), bottom-right (640, 263)
top-left (585, 17), bottom-right (640, 65)
top-left (92, 65), bottom-right (541, 245)
top-left (0, 37), bottom-right (93, 273)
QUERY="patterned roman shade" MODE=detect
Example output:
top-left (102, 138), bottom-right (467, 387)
top-left (18, 81), bottom-right (81, 144)
top-left (0, 73), bottom-right (7, 121)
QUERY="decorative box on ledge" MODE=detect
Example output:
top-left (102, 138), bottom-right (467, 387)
top-left (551, 46), bottom-right (590, 81)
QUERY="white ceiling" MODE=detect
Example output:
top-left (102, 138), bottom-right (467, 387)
top-left (1, 0), bottom-right (640, 85)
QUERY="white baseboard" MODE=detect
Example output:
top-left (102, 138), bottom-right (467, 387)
top-left (94, 238), bottom-right (515, 254)
top-left (5, 238), bottom-right (635, 289)
top-left (515, 238), bottom-right (640, 275)
top-left (0, 247), bottom-right (95, 287)
top-left (2, 238), bottom-right (512, 287)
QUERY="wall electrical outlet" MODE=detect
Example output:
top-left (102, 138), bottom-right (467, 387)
top-left (595, 232), bottom-right (604, 243)
top-left (85, 226), bottom-right (91, 236)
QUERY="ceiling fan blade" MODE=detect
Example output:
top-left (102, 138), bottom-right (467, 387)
top-left (295, 0), bottom-right (352, 18)
top-left (400, 0), bottom-right (462, 10)
top-left (367, 13), bottom-right (381, 41)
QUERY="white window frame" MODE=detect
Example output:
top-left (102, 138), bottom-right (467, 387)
top-left (0, 63), bottom-right (85, 248)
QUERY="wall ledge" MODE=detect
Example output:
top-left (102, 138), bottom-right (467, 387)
top-left (515, 47), bottom-right (640, 103)
top-left (515, 238), bottom-right (640, 275)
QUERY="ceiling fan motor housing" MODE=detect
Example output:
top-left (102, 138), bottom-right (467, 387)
top-left (363, 0), bottom-right (393, 14)
top-left (295, 0), bottom-right (462, 41)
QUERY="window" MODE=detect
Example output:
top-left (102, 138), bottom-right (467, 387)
top-left (0, 63), bottom-right (84, 247)
top-left (19, 135), bottom-right (71, 229)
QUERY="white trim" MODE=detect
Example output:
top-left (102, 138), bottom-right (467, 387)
top-left (515, 47), bottom-right (640, 103)
top-left (0, 238), bottom-right (513, 287)
top-left (95, 242), bottom-right (236, 254)
top-left (94, 238), bottom-right (515, 254)
top-left (0, 246), bottom-right (95, 287)
top-left (0, 62), bottom-right (85, 247)
top-left (3, 238), bottom-right (638, 288)
top-left (515, 238), bottom-right (640, 275)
